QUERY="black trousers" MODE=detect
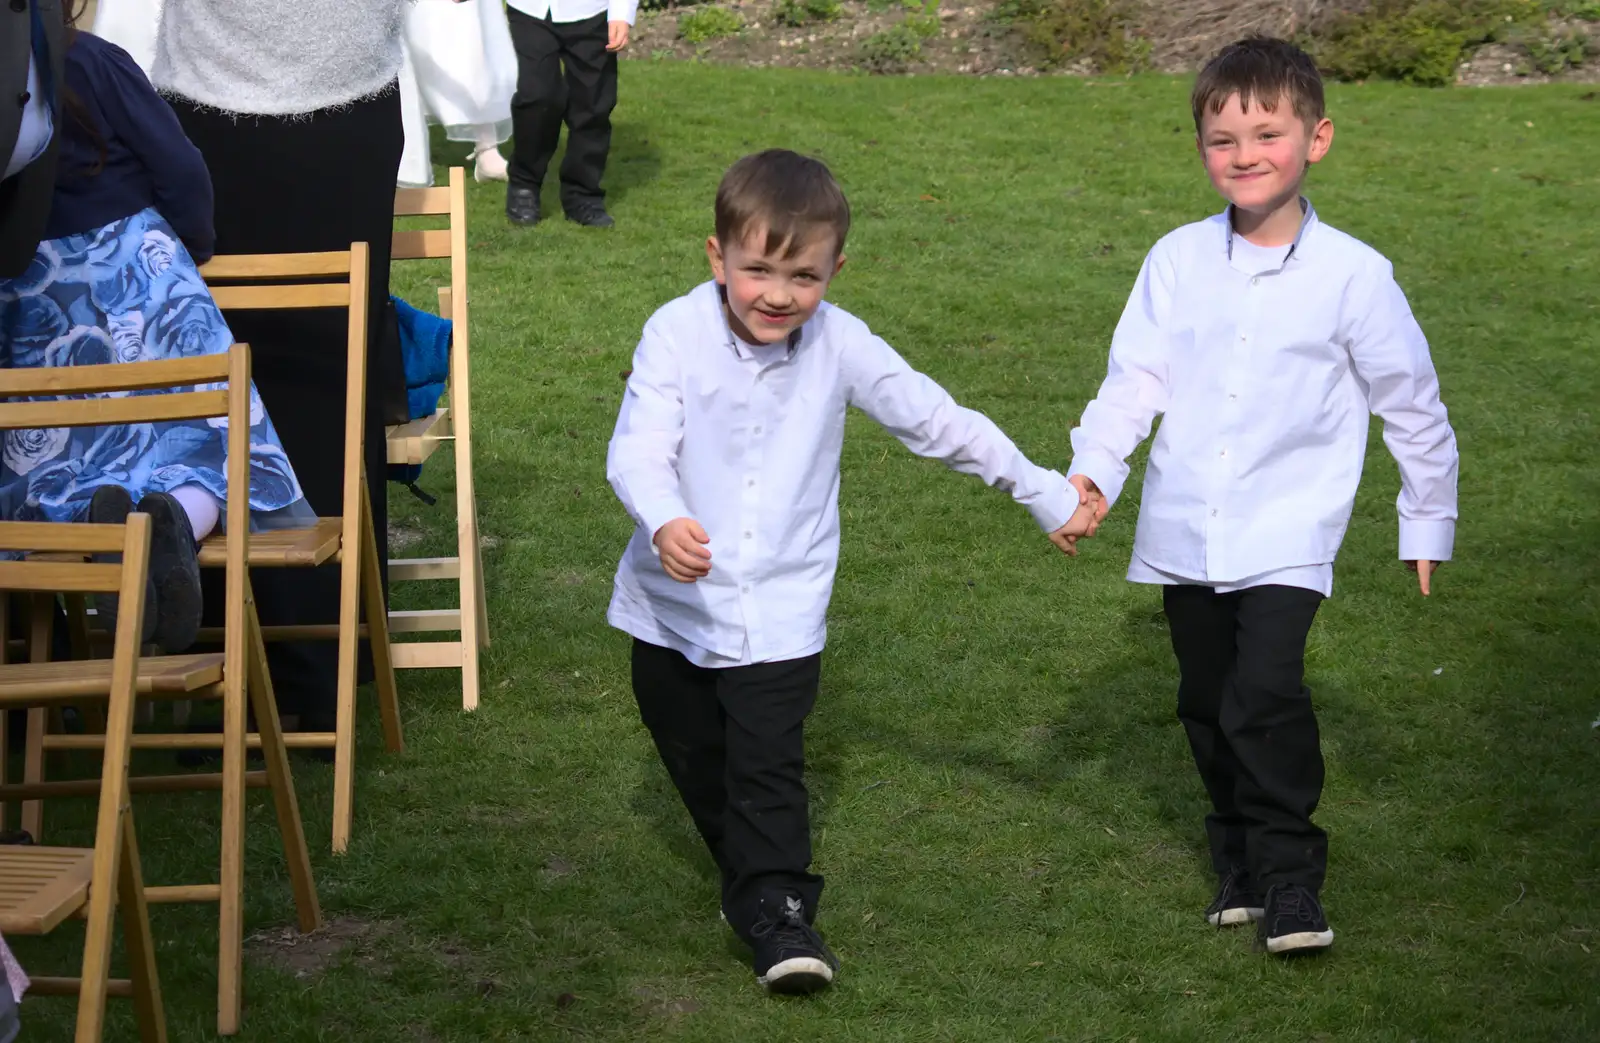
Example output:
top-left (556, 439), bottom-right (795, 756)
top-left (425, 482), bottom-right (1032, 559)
top-left (171, 90), bottom-right (404, 721)
top-left (507, 8), bottom-right (617, 208)
top-left (632, 639), bottom-right (823, 940)
top-left (1163, 583), bottom-right (1328, 890)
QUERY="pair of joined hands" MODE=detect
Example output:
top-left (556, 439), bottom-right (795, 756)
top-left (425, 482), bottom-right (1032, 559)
top-left (656, 475), bottom-right (1440, 595)
top-left (1047, 475), bottom-right (1441, 596)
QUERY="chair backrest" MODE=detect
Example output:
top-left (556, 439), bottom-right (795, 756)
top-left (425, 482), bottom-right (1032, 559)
top-left (393, 167), bottom-right (469, 362)
top-left (0, 346), bottom-right (255, 678)
top-left (199, 244), bottom-right (372, 528)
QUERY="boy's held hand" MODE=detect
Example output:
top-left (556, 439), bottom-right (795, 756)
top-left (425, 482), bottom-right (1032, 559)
top-left (1067, 473), bottom-right (1108, 530)
top-left (1407, 559), bottom-right (1438, 596)
top-left (654, 518), bottom-right (712, 583)
top-left (1048, 499), bottom-right (1099, 557)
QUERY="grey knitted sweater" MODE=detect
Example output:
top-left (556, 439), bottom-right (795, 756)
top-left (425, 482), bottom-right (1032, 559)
top-left (151, 0), bottom-right (407, 116)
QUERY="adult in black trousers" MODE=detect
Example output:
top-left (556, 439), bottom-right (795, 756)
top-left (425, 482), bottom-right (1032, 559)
top-left (172, 93), bottom-right (404, 731)
top-left (504, 0), bottom-right (635, 228)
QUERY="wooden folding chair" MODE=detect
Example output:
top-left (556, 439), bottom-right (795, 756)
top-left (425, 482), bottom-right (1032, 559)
top-left (198, 244), bottom-right (404, 855)
top-left (0, 347), bottom-right (322, 1035)
top-left (390, 166), bottom-right (489, 710)
top-left (0, 515), bottom-right (166, 1042)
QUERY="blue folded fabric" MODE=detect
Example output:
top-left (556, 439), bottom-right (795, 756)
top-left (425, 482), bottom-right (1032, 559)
top-left (392, 295), bottom-right (451, 422)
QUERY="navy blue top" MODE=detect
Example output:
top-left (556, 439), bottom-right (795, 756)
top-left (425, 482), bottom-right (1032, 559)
top-left (43, 32), bottom-right (214, 262)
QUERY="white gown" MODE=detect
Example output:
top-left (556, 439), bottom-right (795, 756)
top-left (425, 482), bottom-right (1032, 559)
top-left (90, 0), bottom-right (161, 74)
top-left (398, 0), bottom-right (518, 188)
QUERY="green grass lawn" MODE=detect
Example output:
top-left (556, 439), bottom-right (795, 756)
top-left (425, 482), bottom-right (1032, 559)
top-left (16, 65), bottom-right (1600, 1041)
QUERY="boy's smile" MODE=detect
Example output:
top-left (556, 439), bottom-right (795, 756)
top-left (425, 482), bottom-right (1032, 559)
top-left (1198, 91), bottom-right (1333, 245)
top-left (707, 228), bottom-right (845, 346)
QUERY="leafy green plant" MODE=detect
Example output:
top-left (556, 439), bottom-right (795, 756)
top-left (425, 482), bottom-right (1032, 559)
top-left (858, 23), bottom-right (924, 72)
top-left (774, 0), bottom-right (842, 27)
top-left (677, 5), bottom-right (744, 43)
top-left (1516, 23), bottom-right (1590, 72)
top-left (1315, 0), bottom-right (1538, 87)
top-left (997, 0), bottom-right (1151, 73)
top-left (905, 0), bottom-right (942, 37)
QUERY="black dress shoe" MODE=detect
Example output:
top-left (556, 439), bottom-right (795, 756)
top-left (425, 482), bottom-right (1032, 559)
top-left (137, 491), bottom-right (202, 655)
top-left (565, 202), bottom-right (614, 228)
top-left (506, 185), bottom-right (541, 226)
top-left (87, 485), bottom-right (158, 645)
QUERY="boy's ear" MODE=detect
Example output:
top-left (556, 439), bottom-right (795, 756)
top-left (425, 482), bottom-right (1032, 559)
top-left (832, 253), bottom-right (847, 278)
top-left (1307, 117), bottom-right (1335, 165)
top-left (706, 236), bottom-right (726, 284)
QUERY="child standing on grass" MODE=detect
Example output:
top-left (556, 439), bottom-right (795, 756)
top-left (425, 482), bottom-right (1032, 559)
top-left (606, 149), bottom-right (1096, 993)
top-left (1065, 37), bottom-right (1459, 955)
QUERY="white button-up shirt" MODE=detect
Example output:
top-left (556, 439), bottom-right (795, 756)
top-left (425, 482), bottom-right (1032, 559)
top-left (608, 281), bottom-right (1076, 667)
top-left (507, 0), bottom-right (639, 26)
top-left (1068, 202), bottom-right (1458, 590)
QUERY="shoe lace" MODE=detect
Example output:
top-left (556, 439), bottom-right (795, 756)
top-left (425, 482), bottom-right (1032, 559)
top-left (750, 900), bottom-right (822, 954)
top-left (1271, 884), bottom-right (1321, 925)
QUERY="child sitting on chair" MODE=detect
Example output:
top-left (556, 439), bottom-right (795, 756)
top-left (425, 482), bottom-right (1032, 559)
top-left (0, 1), bottom-right (313, 653)
top-left (606, 149), bottom-right (1097, 994)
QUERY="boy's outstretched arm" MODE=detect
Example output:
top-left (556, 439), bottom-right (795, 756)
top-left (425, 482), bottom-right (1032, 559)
top-left (606, 318), bottom-right (709, 580)
top-left (1066, 246), bottom-right (1177, 517)
top-left (1346, 260), bottom-right (1459, 597)
top-left (841, 330), bottom-right (1081, 537)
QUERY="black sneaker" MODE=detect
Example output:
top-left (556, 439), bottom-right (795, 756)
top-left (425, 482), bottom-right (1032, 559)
top-left (137, 491), bottom-right (202, 655)
top-left (1259, 883), bottom-right (1335, 955)
top-left (1205, 864), bottom-right (1265, 927)
top-left (749, 894), bottom-right (838, 994)
top-left (564, 202), bottom-right (614, 229)
top-left (506, 185), bottom-right (541, 226)
top-left (87, 485), bottom-right (157, 645)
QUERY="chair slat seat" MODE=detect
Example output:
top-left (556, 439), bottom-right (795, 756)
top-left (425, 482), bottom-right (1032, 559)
top-left (0, 846), bottom-right (95, 933)
top-left (0, 654), bottom-right (226, 703)
top-left (197, 518), bottom-right (344, 568)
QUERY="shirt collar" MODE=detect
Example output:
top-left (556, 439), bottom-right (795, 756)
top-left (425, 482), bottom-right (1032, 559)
top-left (1223, 197), bottom-right (1317, 265)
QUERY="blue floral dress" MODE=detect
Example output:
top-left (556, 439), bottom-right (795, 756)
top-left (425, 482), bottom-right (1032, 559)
top-left (0, 208), bottom-right (313, 527)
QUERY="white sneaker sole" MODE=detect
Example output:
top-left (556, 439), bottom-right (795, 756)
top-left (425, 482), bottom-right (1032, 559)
top-left (1208, 905), bottom-right (1265, 927)
top-left (1266, 928), bottom-right (1335, 954)
top-left (759, 957), bottom-right (834, 994)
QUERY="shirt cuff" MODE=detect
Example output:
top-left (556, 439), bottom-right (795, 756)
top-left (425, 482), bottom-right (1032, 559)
top-left (1398, 518), bottom-right (1454, 562)
top-left (608, 0), bottom-right (639, 24)
top-left (1025, 470), bottom-right (1078, 533)
top-left (1065, 451), bottom-right (1128, 508)
top-left (634, 496), bottom-right (691, 542)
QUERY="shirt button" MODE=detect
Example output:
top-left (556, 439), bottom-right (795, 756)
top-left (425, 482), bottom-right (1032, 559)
top-left (9, 0), bottom-right (24, 12)
top-left (743, 531), bottom-right (753, 539)
top-left (1228, 393), bottom-right (1238, 400)
top-left (753, 425), bottom-right (763, 435)
top-left (747, 479), bottom-right (756, 488)
top-left (1219, 449), bottom-right (1227, 457)
top-left (741, 585), bottom-right (751, 594)
top-left (1211, 509), bottom-right (1219, 517)
top-left (1251, 277), bottom-right (1260, 286)
top-left (16, 91), bottom-right (29, 106)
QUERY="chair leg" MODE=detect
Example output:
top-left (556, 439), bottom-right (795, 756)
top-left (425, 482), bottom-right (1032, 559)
top-left (360, 483), bottom-right (403, 753)
top-left (73, 815), bottom-right (126, 1043)
top-left (331, 516), bottom-right (366, 857)
top-left (245, 584), bottom-right (322, 933)
top-left (118, 813), bottom-right (169, 1043)
top-left (21, 594), bottom-right (51, 839)
top-left (456, 496), bottom-right (483, 713)
top-left (217, 653), bottom-right (247, 1034)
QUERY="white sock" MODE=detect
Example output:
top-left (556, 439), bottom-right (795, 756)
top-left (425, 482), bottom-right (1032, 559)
top-left (475, 127), bottom-right (500, 154)
top-left (169, 483), bottom-right (221, 542)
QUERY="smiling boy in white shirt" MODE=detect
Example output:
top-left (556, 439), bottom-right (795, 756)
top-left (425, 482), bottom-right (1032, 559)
top-left (1067, 37), bottom-right (1460, 956)
top-left (607, 149), bottom-right (1096, 993)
